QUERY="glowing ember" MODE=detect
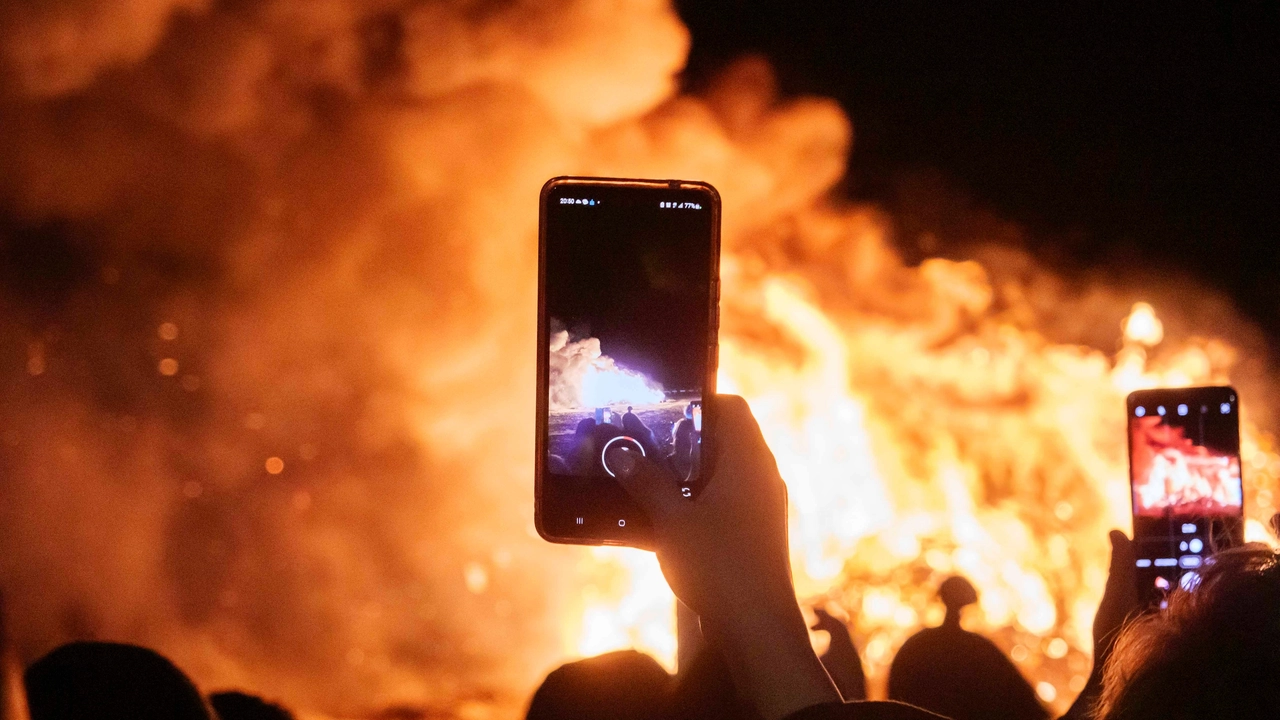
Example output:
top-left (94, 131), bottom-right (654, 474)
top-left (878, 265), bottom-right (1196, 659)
top-left (1123, 302), bottom-right (1164, 346)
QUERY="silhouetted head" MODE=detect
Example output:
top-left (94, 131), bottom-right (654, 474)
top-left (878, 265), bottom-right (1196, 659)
top-left (210, 691), bottom-right (295, 720)
top-left (25, 642), bottom-right (211, 720)
top-left (575, 418), bottom-right (597, 437)
top-left (672, 418), bottom-right (694, 446)
top-left (1097, 544), bottom-right (1280, 720)
top-left (668, 647), bottom-right (761, 720)
top-left (939, 576), bottom-right (978, 617)
top-left (547, 453), bottom-right (571, 474)
top-left (622, 413), bottom-right (649, 437)
top-left (526, 650), bottom-right (672, 720)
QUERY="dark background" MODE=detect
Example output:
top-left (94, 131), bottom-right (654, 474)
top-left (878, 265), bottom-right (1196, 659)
top-left (677, 1), bottom-right (1280, 346)
top-left (546, 185), bottom-right (714, 390)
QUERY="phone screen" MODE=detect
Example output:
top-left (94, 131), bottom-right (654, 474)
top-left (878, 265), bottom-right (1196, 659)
top-left (537, 178), bottom-right (720, 545)
top-left (1127, 386), bottom-right (1244, 606)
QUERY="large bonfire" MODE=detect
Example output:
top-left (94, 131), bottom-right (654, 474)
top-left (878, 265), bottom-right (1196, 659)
top-left (0, 0), bottom-right (1276, 718)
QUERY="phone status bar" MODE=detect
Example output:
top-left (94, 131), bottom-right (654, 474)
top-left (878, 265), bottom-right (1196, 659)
top-left (557, 197), bottom-right (705, 210)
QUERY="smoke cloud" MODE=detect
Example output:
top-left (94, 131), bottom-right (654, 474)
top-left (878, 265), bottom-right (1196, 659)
top-left (0, 0), bottom-right (691, 714)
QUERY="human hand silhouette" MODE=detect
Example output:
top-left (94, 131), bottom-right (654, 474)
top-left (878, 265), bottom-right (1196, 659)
top-left (1061, 530), bottom-right (1139, 720)
top-left (607, 394), bottom-right (794, 619)
top-left (809, 607), bottom-right (847, 636)
top-left (810, 606), bottom-right (867, 702)
top-left (1093, 530), bottom-right (1140, 662)
top-left (607, 395), bottom-right (840, 720)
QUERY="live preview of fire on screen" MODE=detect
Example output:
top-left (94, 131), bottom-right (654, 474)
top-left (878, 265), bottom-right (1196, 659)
top-left (1128, 387), bottom-right (1243, 599)
top-left (543, 184), bottom-right (713, 489)
top-left (1130, 396), bottom-right (1242, 520)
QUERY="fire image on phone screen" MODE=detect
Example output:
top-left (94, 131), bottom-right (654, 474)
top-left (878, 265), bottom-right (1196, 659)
top-left (537, 179), bottom-right (718, 544)
top-left (1128, 386), bottom-right (1244, 606)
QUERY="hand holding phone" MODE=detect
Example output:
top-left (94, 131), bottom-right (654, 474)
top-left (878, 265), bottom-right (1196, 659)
top-left (608, 394), bottom-right (843, 719)
top-left (535, 177), bottom-right (721, 547)
top-left (1127, 386), bottom-right (1244, 607)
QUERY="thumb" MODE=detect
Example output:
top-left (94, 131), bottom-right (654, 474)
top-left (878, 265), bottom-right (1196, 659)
top-left (1104, 529), bottom-right (1139, 609)
top-left (607, 446), bottom-right (675, 522)
top-left (1107, 529), bottom-right (1136, 581)
top-left (1096, 529), bottom-right (1139, 655)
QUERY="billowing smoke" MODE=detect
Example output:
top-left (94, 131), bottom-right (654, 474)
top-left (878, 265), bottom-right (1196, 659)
top-left (0, 0), bottom-right (691, 714)
top-left (1, 0), bottom-right (1277, 717)
top-left (548, 321), bottom-right (663, 410)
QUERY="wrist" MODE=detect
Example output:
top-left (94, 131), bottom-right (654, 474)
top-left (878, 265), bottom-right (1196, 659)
top-left (703, 588), bottom-right (840, 720)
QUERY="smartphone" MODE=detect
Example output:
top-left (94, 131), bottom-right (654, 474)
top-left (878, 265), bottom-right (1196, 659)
top-left (1127, 386), bottom-right (1244, 607)
top-left (535, 177), bottom-right (721, 546)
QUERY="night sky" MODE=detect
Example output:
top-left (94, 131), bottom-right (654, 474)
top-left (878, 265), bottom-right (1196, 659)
top-left (678, 2), bottom-right (1280, 347)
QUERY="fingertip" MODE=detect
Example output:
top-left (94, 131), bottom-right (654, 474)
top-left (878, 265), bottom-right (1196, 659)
top-left (607, 445), bottom-right (638, 479)
top-left (607, 447), bottom-right (662, 510)
top-left (1110, 529), bottom-right (1135, 550)
top-left (715, 393), bottom-right (749, 408)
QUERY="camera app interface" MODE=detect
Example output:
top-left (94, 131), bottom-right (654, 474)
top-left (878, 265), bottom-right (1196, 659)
top-left (543, 184), bottom-right (713, 536)
top-left (1129, 387), bottom-right (1243, 604)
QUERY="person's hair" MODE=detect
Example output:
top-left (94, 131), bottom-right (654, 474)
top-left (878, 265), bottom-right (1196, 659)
top-left (210, 691), bottom-right (295, 720)
top-left (526, 650), bottom-right (672, 720)
top-left (25, 642), bottom-right (212, 720)
top-left (1096, 543), bottom-right (1280, 720)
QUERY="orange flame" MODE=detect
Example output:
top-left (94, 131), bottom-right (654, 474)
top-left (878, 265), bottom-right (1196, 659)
top-left (567, 277), bottom-right (1279, 712)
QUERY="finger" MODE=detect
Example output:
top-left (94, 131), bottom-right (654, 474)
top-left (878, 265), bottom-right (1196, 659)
top-left (1108, 529), bottom-right (1136, 575)
top-left (711, 394), bottom-right (772, 455)
top-left (810, 607), bottom-right (834, 630)
top-left (608, 446), bottom-right (678, 522)
top-left (809, 607), bottom-right (826, 628)
top-left (705, 394), bottom-right (784, 489)
top-left (1105, 529), bottom-right (1139, 610)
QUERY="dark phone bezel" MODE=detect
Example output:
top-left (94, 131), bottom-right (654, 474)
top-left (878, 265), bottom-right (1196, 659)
top-left (535, 176), bottom-right (722, 547)
top-left (1125, 385), bottom-right (1244, 604)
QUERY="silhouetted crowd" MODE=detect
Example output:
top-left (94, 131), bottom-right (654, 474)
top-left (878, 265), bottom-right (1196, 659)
top-left (550, 402), bottom-right (701, 480)
top-left (0, 638), bottom-right (295, 720)
top-left (3, 396), bottom-right (1279, 720)
top-left (528, 396), bottom-right (1280, 720)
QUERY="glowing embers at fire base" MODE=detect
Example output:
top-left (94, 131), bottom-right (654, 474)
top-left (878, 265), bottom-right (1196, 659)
top-left (549, 327), bottom-right (664, 409)
top-left (1131, 416), bottom-right (1243, 517)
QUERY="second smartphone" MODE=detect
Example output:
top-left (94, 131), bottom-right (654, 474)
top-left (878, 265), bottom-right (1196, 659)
top-left (535, 177), bottom-right (721, 547)
top-left (1127, 386), bottom-right (1244, 607)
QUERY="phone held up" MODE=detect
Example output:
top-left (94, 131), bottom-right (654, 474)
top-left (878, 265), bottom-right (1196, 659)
top-left (1127, 386), bottom-right (1245, 608)
top-left (535, 177), bottom-right (722, 547)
